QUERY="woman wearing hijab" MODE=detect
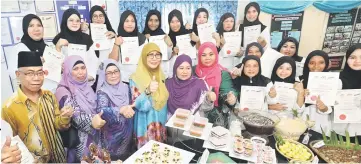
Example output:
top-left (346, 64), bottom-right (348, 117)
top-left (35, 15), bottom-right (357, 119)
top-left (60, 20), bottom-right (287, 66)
top-left (166, 54), bottom-right (214, 118)
top-left (142, 9), bottom-right (172, 46)
top-left (232, 42), bottom-right (264, 73)
top-left (190, 8), bottom-right (220, 48)
top-left (109, 10), bottom-right (147, 83)
top-left (55, 56), bottom-right (104, 162)
top-left (269, 56), bottom-right (305, 118)
top-left (277, 37), bottom-right (305, 77)
top-left (233, 55), bottom-right (278, 111)
top-left (7, 14), bottom-right (58, 92)
top-left (299, 50), bottom-right (342, 137)
top-left (53, 8), bottom-right (98, 84)
top-left (91, 59), bottom-right (134, 160)
top-left (168, 9), bottom-right (196, 57)
top-left (194, 42), bottom-right (238, 127)
top-left (129, 43), bottom-right (169, 149)
top-left (216, 13), bottom-right (240, 70)
top-left (239, 2), bottom-right (270, 49)
top-left (333, 44), bottom-right (361, 143)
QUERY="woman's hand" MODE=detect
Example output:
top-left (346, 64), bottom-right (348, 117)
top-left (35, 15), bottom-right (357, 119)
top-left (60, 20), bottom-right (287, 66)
top-left (55, 38), bottom-right (69, 52)
top-left (268, 86), bottom-right (277, 98)
top-left (268, 103), bottom-right (287, 111)
top-left (92, 111), bottom-right (106, 129)
top-left (164, 35), bottom-right (173, 47)
top-left (81, 20), bottom-right (89, 32)
top-left (105, 31), bottom-right (117, 39)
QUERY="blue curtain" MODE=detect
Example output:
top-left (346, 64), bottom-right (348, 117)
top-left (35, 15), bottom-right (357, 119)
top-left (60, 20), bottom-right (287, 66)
top-left (313, 0), bottom-right (361, 13)
top-left (119, 0), bottom-right (238, 33)
top-left (254, 0), bottom-right (361, 15)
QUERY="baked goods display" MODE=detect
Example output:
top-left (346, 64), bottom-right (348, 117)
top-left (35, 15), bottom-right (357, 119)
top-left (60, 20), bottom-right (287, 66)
top-left (173, 108), bottom-right (191, 128)
top-left (232, 135), bottom-right (254, 157)
top-left (189, 117), bottom-right (208, 137)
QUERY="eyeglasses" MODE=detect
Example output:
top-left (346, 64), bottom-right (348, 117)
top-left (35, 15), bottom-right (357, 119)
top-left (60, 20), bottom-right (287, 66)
top-left (105, 69), bottom-right (120, 76)
top-left (147, 53), bottom-right (162, 59)
top-left (19, 71), bottom-right (45, 77)
top-left (93, 14), bottom-right (104, 20)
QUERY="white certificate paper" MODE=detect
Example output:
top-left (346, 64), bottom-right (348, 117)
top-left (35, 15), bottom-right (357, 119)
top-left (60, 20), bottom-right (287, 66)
top-left (295, 61), bottom-right (304, 77)
top-left (1, 1), bottom-right (20, 13)
top-left (260, 48), bottom-right (284, 78)
top-left (222, 31), bottom-right (242, 57)
top-left (176, 34), bottom-right (197, 59)
top-left (90, 23), bottom-right (110, 50)
top-left (43, 46), bottom-right (63, 82)
top-left (149, 35), bottom-right (168, 60)
top-left (274, 82), bottom-right (297, 110)
top-left (240, 86), bottom-right (266, 111)
top-left (35, 0), bottom-right (55, 12)
top-left (197, 23), bottom-right (216, 45)
top-left (334, 89), bottom-right (361, 123)
top-left (121, 37), bottom-right (140, 65)
top-left (305, 72), bottom-right (340, 106)
top-left (9, 17), bottom-right (23, 44)
top-left (38, 14), bottom-right (58, 39)
top-left (243, 24), bottom-right (261, 48)
top-left (1, 18), bottom-right (12, 45)
top-left (11, 136), bottom-right (34, 164)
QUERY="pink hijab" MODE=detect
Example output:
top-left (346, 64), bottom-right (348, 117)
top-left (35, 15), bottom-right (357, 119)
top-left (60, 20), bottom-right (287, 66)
top-left (195, 42), bottom-right (228, 106)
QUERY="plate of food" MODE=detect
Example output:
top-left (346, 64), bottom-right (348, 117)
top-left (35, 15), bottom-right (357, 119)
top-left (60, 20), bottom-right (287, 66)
top-left (229, 135), bottom-right (258, 162)
top-left (275, 136), bottom-right (314, 162)
top-left (238, 111), bottom-right (280, 136)
top-left (165, 108), bottom-right (194, 131)
top-left (123, 140), bottom-right (195, 164)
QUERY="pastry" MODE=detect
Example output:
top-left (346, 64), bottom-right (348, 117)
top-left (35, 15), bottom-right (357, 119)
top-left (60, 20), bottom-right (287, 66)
top-left (173, 118), bottom-right (186, 128)
top-left (175, 108), bottom-right (190, 120)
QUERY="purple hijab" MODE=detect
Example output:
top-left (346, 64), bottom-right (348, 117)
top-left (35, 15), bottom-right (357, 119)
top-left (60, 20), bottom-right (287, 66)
top-left (96, 59), bottom-right (129, 108)
top-left (166, 54), bottom-right (208, 114)
top-left (55, 55), bottom-right (96, 114)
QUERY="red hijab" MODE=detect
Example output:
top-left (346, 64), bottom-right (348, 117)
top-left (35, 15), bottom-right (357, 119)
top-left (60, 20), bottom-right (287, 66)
top-left (195, 42), bottom-right (228, 106)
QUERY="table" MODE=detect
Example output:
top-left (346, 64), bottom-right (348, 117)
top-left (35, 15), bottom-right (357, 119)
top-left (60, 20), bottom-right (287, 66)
top-left (173, 130), bottom-right (327, 163)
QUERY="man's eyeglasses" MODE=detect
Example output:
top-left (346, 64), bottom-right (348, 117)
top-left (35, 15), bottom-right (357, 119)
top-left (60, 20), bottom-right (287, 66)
top-left (18, 71), bottom-right (45, 77)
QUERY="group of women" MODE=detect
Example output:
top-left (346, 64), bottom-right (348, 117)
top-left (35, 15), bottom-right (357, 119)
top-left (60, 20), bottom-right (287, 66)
top-left (4, 1), bottom-right (361, 163)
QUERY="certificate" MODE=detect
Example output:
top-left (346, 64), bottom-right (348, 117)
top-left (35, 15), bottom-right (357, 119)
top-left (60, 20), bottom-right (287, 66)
top-left (38, 14), bottom-right (58, 39)
top-left (1, 0), bottom-right (20, 13)
top-left (295, 61), bottom-right (304, 77)
top-left (121, 37), bottom-right (140, 65)
top-left (243, 24), bottom-right (261, 48)
top-left (42, 46), bottom-right (64, 82)
top-left (260, 48), bottom-right (284, 78)
top-left (197, 23), bottom-right (216, 45)
top-left (240, 86), bottom-right (266, 111)
top-left (9, 17), bottom-right (23, 44)
top-left (305, 72), bottom-right (340, 106)
top-left (10, 136), bottom-right (34, 163)
top-left (91, 0), bottom-right (106, 10)
top-left (90, 23), bottom-right (110, 50)
top-left (1, 18), bottom-right (13, 45)
top-left (176, 34), bottom-right (197, 59)
top-left (222, 31), bottom-right (242, 57)
top-left (35, 0), bottom-right (55, 12)
top-left (149, 35), bottom-right (168, 60)
top-left (66, 44), bottom-right (97, 78)
top-left (334, 89), bottom-right (361, 123)
top-left (274, 82), bottom-right (297, 111)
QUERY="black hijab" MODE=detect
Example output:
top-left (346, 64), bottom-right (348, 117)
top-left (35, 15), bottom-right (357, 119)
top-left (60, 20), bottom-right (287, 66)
top-left (216, 13), bottom-right (235, 37)
top-left (233, 55), bottom-right (271, 94)
top-left (89, 5), bottom-right (115, 57)
top-left (271, 56), bottom-right (296, 84)
top-left (277, 37), bottom-right (303, 62)
top-left (245, 42), bottom-right (264, 56)
top-left (168, 9), bottom-right (190, 47)
top-left (239, 2), bottom-right (267, 47)
top-left (340, 44), bottom-right (361, 89)
top-left (143, 10), bottom-right (166, 36)
top-left (21, 14), bottom-right (47, 56)
top-left (52, 8), bottom-right (93, 51)
top-left (117, 10), bottom-right (146, 45)
top-left (299, 50), bottom-right (330, 89)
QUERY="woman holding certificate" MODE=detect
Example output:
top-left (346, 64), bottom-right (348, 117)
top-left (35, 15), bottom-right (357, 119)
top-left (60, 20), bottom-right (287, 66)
top-left (299, 50), bottom-right (341, 136)
top-left (238, 2), bottom-right (270, 49)
top-left (93, 59), bottom-right (134, 160)
top-left (129, 43), bottom-right (169, 149)
top-left (53, 9), bottom-right (97, 84)
top-left (333, 44), bottom-right (361, 142)
top-left (194, 42), bottom-right (238, 127)
top-left (232, 55), bottom-right (278, 111)
top-left (269, 56), bottom-right (305, 118)
top-left (166, 54), bottom-right (215, 118)
top-left (7, 14), bottom-right (58, 93)
top-left (55, 56), bottom-right (103, 163)
top-left (189, 8), bottom-right (220, 48)
top-left (277, 37), bottom-right (305, 77)
top-left (109, 10), bottom-right (146, 83)
top-left (142, 10), bottom-right (172, 44)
